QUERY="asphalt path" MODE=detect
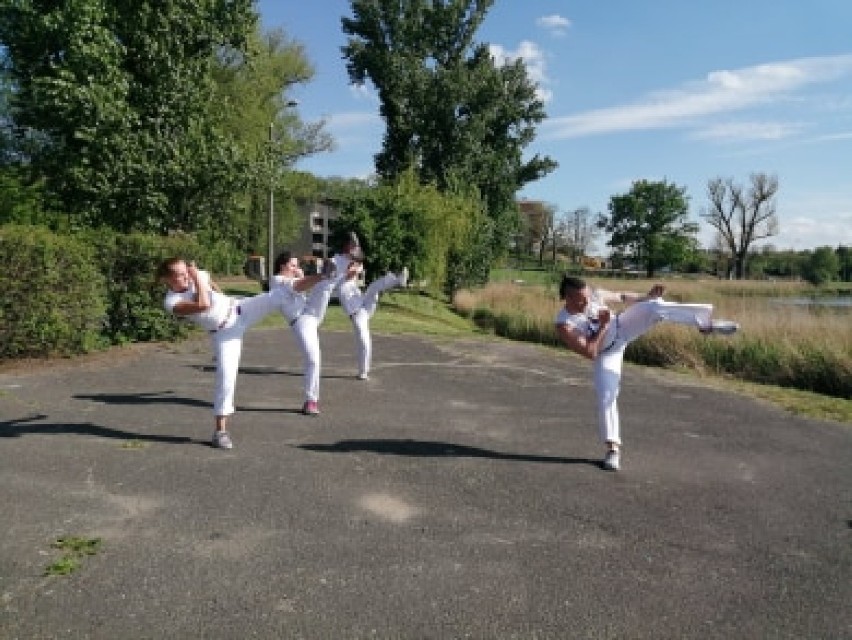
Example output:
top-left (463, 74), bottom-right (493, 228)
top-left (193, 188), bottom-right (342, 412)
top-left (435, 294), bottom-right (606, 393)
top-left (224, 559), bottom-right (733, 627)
top-left (1, 327), bottom-right (850, 639)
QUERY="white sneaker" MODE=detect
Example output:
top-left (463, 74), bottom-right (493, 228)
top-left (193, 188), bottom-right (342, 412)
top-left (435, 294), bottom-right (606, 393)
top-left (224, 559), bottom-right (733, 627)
top-left (397, 267), bottom-right (409, 288)
top-left (356, 372), bottom-right (369, 381)
top-left (603, 449), bottom-right (620, 471)
top-left (699, 319), bottom-right (740, 336)
top-left (212, 430), bottom-right (233, 450)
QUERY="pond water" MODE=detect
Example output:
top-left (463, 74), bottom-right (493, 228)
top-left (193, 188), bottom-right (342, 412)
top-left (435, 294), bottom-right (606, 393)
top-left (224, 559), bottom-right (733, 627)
top-left (770, 297), bottom-right (852, 308)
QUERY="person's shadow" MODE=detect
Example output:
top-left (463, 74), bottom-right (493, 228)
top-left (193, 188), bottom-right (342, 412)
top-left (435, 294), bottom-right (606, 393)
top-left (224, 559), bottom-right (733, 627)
top-left (188, 364), bottom-right (356, 381)
top-left (1, 414), bottom-right (206, 446)
top-left (74, 391), bottom-right (300, 414)
top-left (74, 391), bottom-right (209, 408)
top-left (297, 438), bottom-right (601, 468)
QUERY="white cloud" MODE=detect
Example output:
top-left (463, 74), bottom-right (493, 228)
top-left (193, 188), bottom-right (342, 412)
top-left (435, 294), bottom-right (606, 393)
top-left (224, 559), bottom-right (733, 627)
top-left (544, 54), bottom-right (852, 139)
top-left (813, 130), bottom-right (852, 142)
top-left (769, 214), bottom-right (852, 249)
top-left (349, 83), bottom-right (378, 102)
top-left (690, 121), bottom-right (806, 142)
top-left (537, 14), bottom-right (571, 37)
top-left (490, 40), bottom-right (551, 102)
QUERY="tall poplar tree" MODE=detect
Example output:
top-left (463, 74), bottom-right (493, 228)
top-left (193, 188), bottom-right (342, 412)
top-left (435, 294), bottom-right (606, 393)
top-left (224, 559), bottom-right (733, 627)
top-left (341, 0), bottom-right (556, 268)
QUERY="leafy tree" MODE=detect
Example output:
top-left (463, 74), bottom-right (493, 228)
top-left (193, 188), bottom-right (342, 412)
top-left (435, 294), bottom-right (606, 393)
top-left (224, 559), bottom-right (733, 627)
top-left (702, 173), bottom-right (780, 279)
top-left (212, 27), bottom-right (331, 255)
top-left (802, 246), bottom-right (840, 285)
top-left (602, 179), bottom-right (698, 277)
top-left (331, 170), bottom-right (480, 294)
top-left (0, 0), bottom-right (257, 233)
top-left (836, 245), bottom-right (851, 282)
top-left (341, 0), bottom-right (556, 265)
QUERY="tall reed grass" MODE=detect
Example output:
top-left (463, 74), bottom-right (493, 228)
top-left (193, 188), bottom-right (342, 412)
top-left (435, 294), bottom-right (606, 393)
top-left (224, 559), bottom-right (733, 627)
top-left (453, 278), bottom-right (852, 400)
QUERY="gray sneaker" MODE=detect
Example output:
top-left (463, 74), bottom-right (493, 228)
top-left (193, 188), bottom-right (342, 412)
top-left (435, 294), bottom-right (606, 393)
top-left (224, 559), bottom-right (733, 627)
top-left (602, 449), bottom-right (620, 471)
top-left (212, 430), bottom-right (233, 449)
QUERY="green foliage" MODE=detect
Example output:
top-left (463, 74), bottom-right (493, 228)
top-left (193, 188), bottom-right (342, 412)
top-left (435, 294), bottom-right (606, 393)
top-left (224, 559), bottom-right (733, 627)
top-left (445, 215), bottom-right (494, 294)
top-left (603, 179), bottom-right (699, 277)
top-left (0, 167), bottom-right (62, 227)
top-left (332, 171), bottom-right (478, 293)
top-left (212, 29), bottom-right (330, 255)
top-left (81, 229), bottom-right (201, 344)
top-left (694, 336), bottom-right (851, 398)
top-left (0, 225), bottom-right (107, 357)
top-left (341, 0), bottom-right (556, 260)
top-left (802, 246), bottom-right (840, 285)
top-left (0, 0), bottom-right (258, 235)
top-left (45, 536), bottom-right (102, 577)
top-left (0, 225), bottom-right (229, 356)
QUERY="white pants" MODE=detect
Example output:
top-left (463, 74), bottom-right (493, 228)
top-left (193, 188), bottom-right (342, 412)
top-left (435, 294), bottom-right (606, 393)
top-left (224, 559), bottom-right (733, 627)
top-left (340, 274), bottom-right (399, 376)
top-left (289, 278), bottom-right (338, 402)
top-left (211, 291), bottom-right (282, 416)
top-left (593, 298), bottom-right (713, 446)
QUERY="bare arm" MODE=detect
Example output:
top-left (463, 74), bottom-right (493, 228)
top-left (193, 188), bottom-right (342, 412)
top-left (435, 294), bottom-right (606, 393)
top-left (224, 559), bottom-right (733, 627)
top-left (556, 309), bottom-right (612, 360)
top-left (170, 263), bottom-right (213, 316)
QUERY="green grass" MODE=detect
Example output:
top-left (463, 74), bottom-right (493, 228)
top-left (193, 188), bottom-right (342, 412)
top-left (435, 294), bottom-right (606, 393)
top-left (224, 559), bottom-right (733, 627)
top-left (120, 439), bottom-right (149, 450)
top-left (220, 279), bottom-right (481, 337)
top-left (45, 536), bottom-right (102, 576)
top-left (490, 266), bottom-right (560, 288)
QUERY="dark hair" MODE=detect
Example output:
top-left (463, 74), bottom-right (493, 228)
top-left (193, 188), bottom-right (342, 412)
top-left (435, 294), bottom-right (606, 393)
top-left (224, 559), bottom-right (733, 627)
top-left (273, 250), bottom-right (293, 275)
top-left (558, 274), bottom-right (586, 300)
top-left (156, 257), bottom-right (183, 282)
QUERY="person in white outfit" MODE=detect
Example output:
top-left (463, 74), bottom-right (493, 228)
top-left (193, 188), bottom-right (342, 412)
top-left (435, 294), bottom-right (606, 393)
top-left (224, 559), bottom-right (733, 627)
top-left (270, 250), bottom-right (343, 416)
top-left (157, 257), bottom-right (285, 449)
top-left (555, 275), bottom-right (739, 472)
top-left (337, 260), bottom-right (409, 380)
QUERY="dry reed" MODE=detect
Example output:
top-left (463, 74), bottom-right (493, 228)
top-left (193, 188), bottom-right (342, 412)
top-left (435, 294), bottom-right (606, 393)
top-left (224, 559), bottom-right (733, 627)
top-left (453, 278), bottom-right (852, 399)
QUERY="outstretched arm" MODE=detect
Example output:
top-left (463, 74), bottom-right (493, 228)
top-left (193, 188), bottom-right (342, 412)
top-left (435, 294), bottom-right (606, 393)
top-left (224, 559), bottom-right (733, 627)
top-left (170, 262), bottom-right (212, 316)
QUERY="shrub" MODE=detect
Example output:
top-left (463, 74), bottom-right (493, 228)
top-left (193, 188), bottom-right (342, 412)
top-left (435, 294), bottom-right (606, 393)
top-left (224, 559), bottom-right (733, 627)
top-left (81, 229), bottom-right (202, 344)
top-left (0, 225), bottom-right (107, 357)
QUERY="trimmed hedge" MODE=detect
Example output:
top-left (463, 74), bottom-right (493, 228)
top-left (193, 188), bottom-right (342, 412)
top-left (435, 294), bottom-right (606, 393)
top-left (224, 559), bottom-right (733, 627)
top-left (82, 229), bottom-right (201, 344)
top-left (0, 225), bottom-right (222, 358)
top-left (0, 225), bottom-right (107, 357)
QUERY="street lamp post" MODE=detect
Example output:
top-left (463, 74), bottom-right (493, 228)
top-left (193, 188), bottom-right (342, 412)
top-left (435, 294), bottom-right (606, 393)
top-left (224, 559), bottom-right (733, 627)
top-left (266, 100), bottom-right (299, 289)
top-left (267, 121), bottom-right (275, 288)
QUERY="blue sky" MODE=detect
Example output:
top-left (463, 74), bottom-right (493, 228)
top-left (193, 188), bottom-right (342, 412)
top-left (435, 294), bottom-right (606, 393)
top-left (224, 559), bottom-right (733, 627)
top-left (257, 0), bottom-right (852, 252)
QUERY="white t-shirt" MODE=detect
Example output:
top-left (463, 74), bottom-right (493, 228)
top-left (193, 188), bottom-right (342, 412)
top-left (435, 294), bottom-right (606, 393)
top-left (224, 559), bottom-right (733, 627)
top-left (555, 290), bottom-right (607, 339)
top-left (337, 278), bottom-right (362, 316)
top-left (164, 270), bottom-right (232, 331)
top-left (270, 275), bottom-right (306, 322)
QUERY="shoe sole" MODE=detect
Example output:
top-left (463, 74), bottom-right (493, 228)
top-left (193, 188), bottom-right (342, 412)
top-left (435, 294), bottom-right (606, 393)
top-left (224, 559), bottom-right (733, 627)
top-left (700, 320), bottom-right (740, 335)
